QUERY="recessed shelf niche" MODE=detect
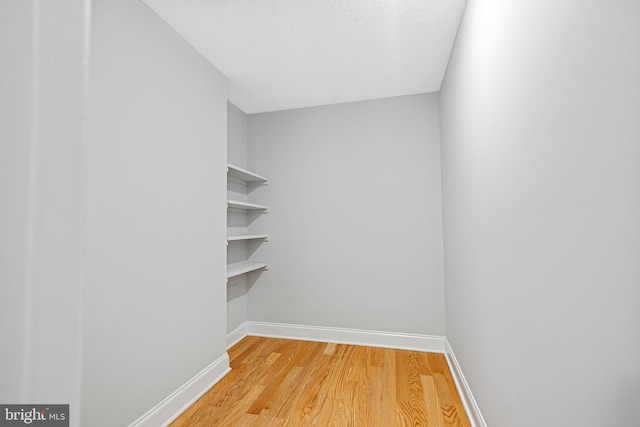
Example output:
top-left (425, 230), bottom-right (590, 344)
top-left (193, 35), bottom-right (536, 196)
top-left (226, 164), bottom-right (268, 282)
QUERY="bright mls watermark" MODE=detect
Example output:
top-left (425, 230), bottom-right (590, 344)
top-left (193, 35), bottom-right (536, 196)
top-left (0, 405), bottom-right (68, 426)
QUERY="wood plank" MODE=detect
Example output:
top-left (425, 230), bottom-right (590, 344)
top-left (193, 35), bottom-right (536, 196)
top-left (345, 346), bottom-right (368, 382)
top-left (368, 346), bottom-right (386, 367)
top-left (325, 345), bottom-right (356, 400)
top-left (253, 414), bottom-right (285, 427)
top-left (407, 351), bottom-right (430, 426)
top-left (396, 399), bottom-right (413, 426)
top-left (228, 335), bottom-right (261, 360)
top-left (212, 384), bottom-right (267, 426)
top-left (229, 336), bottom-right (263, 367)
top-left (428, 354), bottom-right (459, 396)
top-left (422, 375), bottom-right (446, 427)
top-left (323, 342), bottom-right (337, 355)
top-left (272, 346), bottom-right (328, 419)
top-left (250, 341), bottom-right (325, 417)
top-left (290, 345), bottom-right (348, 424)
top-left (316, 399), bottom-right (347, 427)
top-left (248, 366), bottom-right (303, 416)
top-left (242, 338), bottom-right (283, 367)
top-left (367, 366), bottom-right (385, 426)
top-left (381, 348), bottom-right (397, 426)
top-left (255, 340), bottom-right (301, 387)
top-left (396, 350), bottom-right (412, 401)
top-left (351, 347), bottom-right (372, 426)
top-left (433, 373), bottom-right (471, 427)
top-left (237, 413), bottom-right (259, 426)
top-left (415, 350), bottom-right (434, 376)
top-left (429, 353), bottom-right (471, 427)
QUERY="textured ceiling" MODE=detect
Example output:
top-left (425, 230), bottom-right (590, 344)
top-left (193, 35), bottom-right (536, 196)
top-left (142, 0), bottom-right (466, 114)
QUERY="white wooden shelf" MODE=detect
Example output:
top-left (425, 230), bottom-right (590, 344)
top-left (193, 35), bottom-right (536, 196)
top-left (226, 261), bottom-right (268, 278)
top-left (227, 164), bottom-right (268, 185)
top-left (225, 164), bottom-right (268, 286)
top-left (227, 200), bottom-right (268, 211)
top-left (227, 234), bottom-right (268, 242)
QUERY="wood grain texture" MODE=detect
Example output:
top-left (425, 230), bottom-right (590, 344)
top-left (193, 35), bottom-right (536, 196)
top-left (171, 337), bottom-right (471, 427)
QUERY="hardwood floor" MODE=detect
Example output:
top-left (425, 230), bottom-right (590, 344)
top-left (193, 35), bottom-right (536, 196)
top-left (170, 336), bottom-right (471, 427)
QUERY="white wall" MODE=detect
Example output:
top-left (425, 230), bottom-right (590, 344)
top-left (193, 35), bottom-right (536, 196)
top-left (0, 1), bottom-right (87, 422)
top-left (227, 102), bottom-right (250, 332)
top-left (0, 0), bottom-right (35, 403)
top-left (440, 0), bottom-right (640, 425)
top-left (83, 1), bottom-right (228, 425)
top-left (247, 94), bottom-right (445, 335)
top-left (228, 102), bottom-right (248, 168)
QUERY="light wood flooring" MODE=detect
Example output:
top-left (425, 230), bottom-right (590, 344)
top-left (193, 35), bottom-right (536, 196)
top-left (171, 336), bottom-right (471, 426)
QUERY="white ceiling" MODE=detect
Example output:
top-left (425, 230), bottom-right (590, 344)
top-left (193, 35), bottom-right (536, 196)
top-left (142, 0), bottom-right (466, 114)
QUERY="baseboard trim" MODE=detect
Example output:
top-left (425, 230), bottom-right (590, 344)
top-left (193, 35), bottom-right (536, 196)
top-left (226, 322), bottom-right (249, 349)
top-left (444, 339), bottom-right (487, 427)
top-left (128, 353), bottom-right (231, 427)
top-left (227, 321), bottom-right (446, 353)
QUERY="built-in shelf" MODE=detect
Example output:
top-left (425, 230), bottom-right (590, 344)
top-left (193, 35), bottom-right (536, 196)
top-left (226, 261), bottom-right (268, 278)
top-left (227, 164), bottom-right (268, 185)
top-left (227, 234), bottom-right (269, 242)
top-left (227, 200), bottom-right (268, 211)
top-left (226, 164), bottom-right (268, 285)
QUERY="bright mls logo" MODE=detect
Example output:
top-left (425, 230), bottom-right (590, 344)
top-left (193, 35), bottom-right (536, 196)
top-left (0, 405), bottom-right (68, 426)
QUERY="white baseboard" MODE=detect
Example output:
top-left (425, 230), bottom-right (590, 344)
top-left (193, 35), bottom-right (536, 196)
top-left (444, 339), bottom-right (487, 427)
top-left (128, 353), bottom-right (231, 427)
top-left (227, 321), bottom-right (446, 353)
top-left (226, 322), bottom-right (249, 349)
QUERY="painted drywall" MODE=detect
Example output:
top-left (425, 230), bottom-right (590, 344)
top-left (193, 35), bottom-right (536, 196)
top-left (247, 94), bottom-right (445, 335)
top-left (0, 2), bottom-right (87, 422)
top-left (83, 1), bottom-right (228, 425)
top-left (0, 0), bottom-right (34, 403)
top-left (140, 0), bottom-right (466, 114)
top-left (227, 102), bottom-right (250, 332)
top-left (228, 102), bottom-right (248, 168)
top-left (440, 0), bottom-right (640, 425)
